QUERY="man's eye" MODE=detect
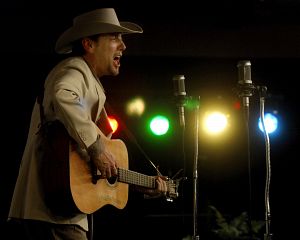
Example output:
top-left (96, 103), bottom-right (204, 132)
top-left (112, 34), bottom-right (122, 40)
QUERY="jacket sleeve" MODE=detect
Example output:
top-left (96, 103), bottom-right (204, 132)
top-left (51, 67), bottom-right (102, 150)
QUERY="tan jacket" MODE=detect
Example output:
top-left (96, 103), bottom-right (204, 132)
top-left (8, 57), bottom-right (112, 231)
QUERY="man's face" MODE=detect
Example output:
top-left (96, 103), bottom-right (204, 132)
top-left (92, 33), bottom-right (126, 77)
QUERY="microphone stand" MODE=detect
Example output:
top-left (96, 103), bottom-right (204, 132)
top-left (257, 86), bottom-right (273, 240)
top-left (191, 96), bottom-right (200, 240)
top-left (237, 82), bottom-right (256, 239)
top-left (178, 95), bottom-right (200, 240)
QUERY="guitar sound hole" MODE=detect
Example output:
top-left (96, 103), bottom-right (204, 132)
top-left (107, 176), bottom-right (117, 184)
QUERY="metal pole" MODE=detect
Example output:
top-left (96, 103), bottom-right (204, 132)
top-left (192, 96), bottom-right (200, 240)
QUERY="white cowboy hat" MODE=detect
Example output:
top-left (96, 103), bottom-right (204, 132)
top-left (55, 8), bottom-right (143, 54)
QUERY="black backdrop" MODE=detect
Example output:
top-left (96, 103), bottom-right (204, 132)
top-left (1, 1), bottom-right (300, 239)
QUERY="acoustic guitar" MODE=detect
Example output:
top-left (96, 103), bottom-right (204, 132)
top-left (41, 121), bottom-right (179, 216)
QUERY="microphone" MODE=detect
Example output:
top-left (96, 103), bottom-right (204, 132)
top-left (173, 75), bottom-right (186, 127)
top-left (237, 60), bottom-right (255, 108)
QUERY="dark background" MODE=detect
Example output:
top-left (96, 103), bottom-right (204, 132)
top-left (1, 1), bottom-right (299, 239)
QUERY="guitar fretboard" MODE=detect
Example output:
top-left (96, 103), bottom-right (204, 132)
top-left (118, 168), bottom-right (156, 189)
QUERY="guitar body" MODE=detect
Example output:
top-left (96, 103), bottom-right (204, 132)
top-left (70, 133), bottom-right (129, 214)
top-left (41, 121), bottom-right (129, 216)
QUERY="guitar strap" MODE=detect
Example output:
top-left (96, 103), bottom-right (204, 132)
top-left (37, 87), bottom-right (45, 127)
top-left (104, 101), bottom-right (162, 176)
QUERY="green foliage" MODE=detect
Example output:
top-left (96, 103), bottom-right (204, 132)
top-left (207, 205), bottom-right (265, 240)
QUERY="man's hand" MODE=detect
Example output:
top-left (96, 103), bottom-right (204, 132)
top-left (135, 176), bottom-right (168, 198)
top-left (87, 135), bottom-right (118, 178)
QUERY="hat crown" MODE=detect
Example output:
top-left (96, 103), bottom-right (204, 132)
top-left (74, 8), bottom-right (120, 27)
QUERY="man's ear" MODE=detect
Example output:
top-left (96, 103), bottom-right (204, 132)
top-left (82, 38), bottom-right (93, 52)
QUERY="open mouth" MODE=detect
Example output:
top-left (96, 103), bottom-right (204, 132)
top-left (113, 55), bottom-right (121, 67)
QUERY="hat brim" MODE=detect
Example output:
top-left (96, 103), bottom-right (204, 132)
top-left (55, 21), bottom-right (143, 54)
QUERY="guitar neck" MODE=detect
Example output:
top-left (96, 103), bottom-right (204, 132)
top-left (118, 168), bottom-right (156, 189)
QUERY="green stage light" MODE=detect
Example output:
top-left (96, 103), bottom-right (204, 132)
top-left (149, 115), bottom-right (170, 136)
